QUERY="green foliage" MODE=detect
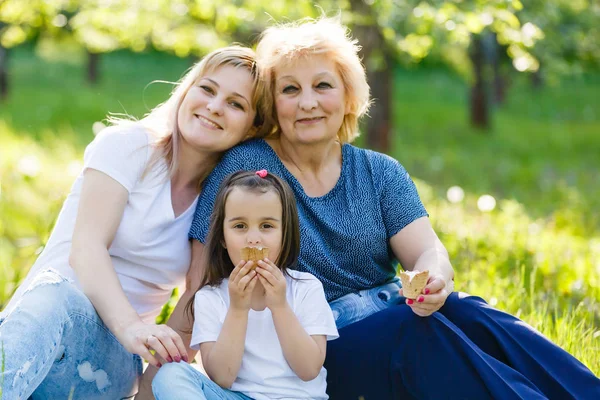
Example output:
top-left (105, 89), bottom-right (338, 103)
top-left (0, 49), bottom-right (598, 374)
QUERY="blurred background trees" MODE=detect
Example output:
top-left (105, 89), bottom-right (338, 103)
top-left (2, 0), bottom-right (598, 150)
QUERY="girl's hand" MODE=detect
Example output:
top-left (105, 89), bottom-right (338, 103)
top-left (256, 259), bottom-right (287, 310)
top-left (229, 260), bottom-right (259, 311)
top-left (118, 321), bottom-right (188, 368)
top-left (400, 274), bottom-right (452, 317)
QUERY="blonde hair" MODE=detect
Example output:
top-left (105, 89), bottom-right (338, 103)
top-left (256, 16), bottom-right (371, 143)
top-left (109, 46), bottom-right (271, 185)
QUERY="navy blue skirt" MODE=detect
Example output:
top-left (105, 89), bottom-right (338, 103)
top-left (324, 292), bottom-right (600, 399)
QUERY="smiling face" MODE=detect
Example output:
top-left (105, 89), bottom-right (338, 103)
top-left (223, 187), bottom-right (283, 268)
top-left (177, 65), bottom-right (257, 153)
top-left (274, 54), bottom-right (347, 146)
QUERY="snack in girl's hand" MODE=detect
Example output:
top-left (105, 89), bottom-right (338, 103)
top-left (399, 270), bottom-right (429, 299)
top-left (241, 246), bottom-right (269, 268)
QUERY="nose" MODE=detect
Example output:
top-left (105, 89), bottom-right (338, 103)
top-left (299, 90), bottom-right (318, 111)
top-left (246, 228), bottom-right (262, 246)
top-left (206, 98), bottom-right (224, 115)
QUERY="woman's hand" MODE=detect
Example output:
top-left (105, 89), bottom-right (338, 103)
top-left (228, 260), bottom-right (259, 311)
top-left (117, 321), bottom-right (188, 368)
top-left (400, 274), bottom-right (453, 317)
top-left (256, 259), bottom-right (287, 310)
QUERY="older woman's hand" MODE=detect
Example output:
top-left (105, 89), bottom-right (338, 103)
top-left (400, 274), bottom-right (453, 317)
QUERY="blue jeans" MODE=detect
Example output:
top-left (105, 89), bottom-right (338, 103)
top-left (329, 279), bottom-right (403, 329)
top-left (152, 362), bottom-right (253, 400)
top-left (0, 269), bottom-right (142, 399)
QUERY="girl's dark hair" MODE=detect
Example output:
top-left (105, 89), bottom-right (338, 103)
top-left (186, 170), bottom-right (300, 322)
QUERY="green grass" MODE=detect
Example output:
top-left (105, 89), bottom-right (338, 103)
top-left (0, 46), bottom-right (599, 375)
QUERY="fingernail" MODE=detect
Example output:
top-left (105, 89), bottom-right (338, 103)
top-left (175, 355), bottom-right (181, 362)
top-left (418, 296), bottom-right (424, 303)
top-left (424, 288), bottom-right (430, 295)
top-left (407, 299), bottom-right (414, 305)
top-left (183, 354), bottom-right (189, 363)
top-left (167, 356), bottom-right (173, 363)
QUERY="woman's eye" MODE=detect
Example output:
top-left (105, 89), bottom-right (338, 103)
top-left (200, 85), bottom-right (215, 94)
top-left (282, 85), bottom-right (298, 94)
top-left (317, 81), bottom-right (332, 89)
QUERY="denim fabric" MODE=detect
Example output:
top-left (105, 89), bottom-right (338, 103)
top-left (329, 279), bottom-right (403, 329)
top-left (0, 269), bottom-right (142, 399)
top-left (153, 362), bottom-right (253, 400)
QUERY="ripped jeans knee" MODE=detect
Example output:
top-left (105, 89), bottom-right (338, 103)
top-left (0, 268), bottom-right (142, 399)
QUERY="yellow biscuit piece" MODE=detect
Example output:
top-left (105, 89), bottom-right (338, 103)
top-left (399, 270), bottom-right (429, 299)
top-left (241, 247), bottom-right (270, 268)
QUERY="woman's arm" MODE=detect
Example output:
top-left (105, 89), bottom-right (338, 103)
top-left (271, 305), bottom-right (327, 381)
top-left (390, 216), bottom-right (455, 316)
top-left (136, 239), bottom-right (205, 399)
top-left (70, 169), bottom-right (186, 367)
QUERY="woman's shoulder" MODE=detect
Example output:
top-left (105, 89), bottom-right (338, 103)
top-left (343, 144), bottom-right (404, 170)
top-left (86, 123), bottom-right (151, 156)
top-left (222, 138), bottom-right (272, 160)
top-left (210, 139), bottom-right (282, 176)
top-left (94, 123), bottom-right (151, 143)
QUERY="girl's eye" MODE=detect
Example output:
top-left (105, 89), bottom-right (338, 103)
top-left (261, 223), bottom-right (274, 229)
top-left (233, 223), bottom-right (246, 229)
top-left (316, 81), bottom-right (332, 89)
top-left (200, 85), bottom-right (215, 94)
top-left (229, 101), bottom-right (244, 110)
top-left (282, 85), bottom-right (298, 94)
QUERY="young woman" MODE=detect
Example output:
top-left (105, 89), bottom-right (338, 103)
top-left (184, 18), bottom-right (600, 399)
top-left (152, 170), bottom-right (338, 400)
top-left (0, 46), bottom-right (271, 399)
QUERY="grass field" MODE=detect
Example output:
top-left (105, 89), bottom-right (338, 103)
top-left (1, 46), bottom-right (599, 374)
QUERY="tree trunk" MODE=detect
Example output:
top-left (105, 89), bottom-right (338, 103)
top-left (365, 59), bottom-right (392, 152)
top-left (349, 1), bottom-right (391, 152)
top-left (87, 51), bottom-right (99, 84)
top-left (470, 36), bottom-right (490, 130)
top-left (0, 44), bottom-right (8, 100)
top-left (486, 33), bottom-right (506, 105)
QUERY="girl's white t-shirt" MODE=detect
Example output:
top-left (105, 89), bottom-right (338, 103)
top-left (191, 269), bottom-right (339, 400)
top-left (1, 125), bottom-right (196, 323)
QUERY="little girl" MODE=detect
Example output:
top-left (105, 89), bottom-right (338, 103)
top-left (152, 170), bottom-right (339, 400)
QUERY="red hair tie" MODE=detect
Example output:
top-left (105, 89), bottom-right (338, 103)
top-left (256, 169), bottom-right (268, 178)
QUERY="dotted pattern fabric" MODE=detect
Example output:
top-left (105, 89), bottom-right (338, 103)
top-left (189, 139), bottom-right (428, 302)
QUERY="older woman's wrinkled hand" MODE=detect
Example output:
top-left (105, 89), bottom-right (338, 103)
top-left (400, 274), bottom-right (453, 317)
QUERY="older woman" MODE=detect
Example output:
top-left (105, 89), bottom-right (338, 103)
top-left (0, 46), bottom-right (271, 399)
top-left (180, 18), bottom-right (600, 399)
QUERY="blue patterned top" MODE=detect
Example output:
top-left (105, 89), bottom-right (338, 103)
top-left (189, 139), bottom-right (428, 302)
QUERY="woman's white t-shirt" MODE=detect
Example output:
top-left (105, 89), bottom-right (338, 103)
top-left (1, 125), bottom-right (196, 323)
top-left (191, 269), bottom-right (339, 400)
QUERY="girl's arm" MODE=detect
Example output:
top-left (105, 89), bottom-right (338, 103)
top-left (199, 307), bottom-right (249, 388)
top-left (256, 260), bottom-right (327, 381)
top-left (70, 169), bottom-right (186, 367)
top-left (200, 260), bottom-right (258, 388)
top-left (271, 305), bottom-right (327, 381)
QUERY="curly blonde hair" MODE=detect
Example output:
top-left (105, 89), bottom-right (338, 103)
top-left (256, 16), bottom-right (371, 143)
